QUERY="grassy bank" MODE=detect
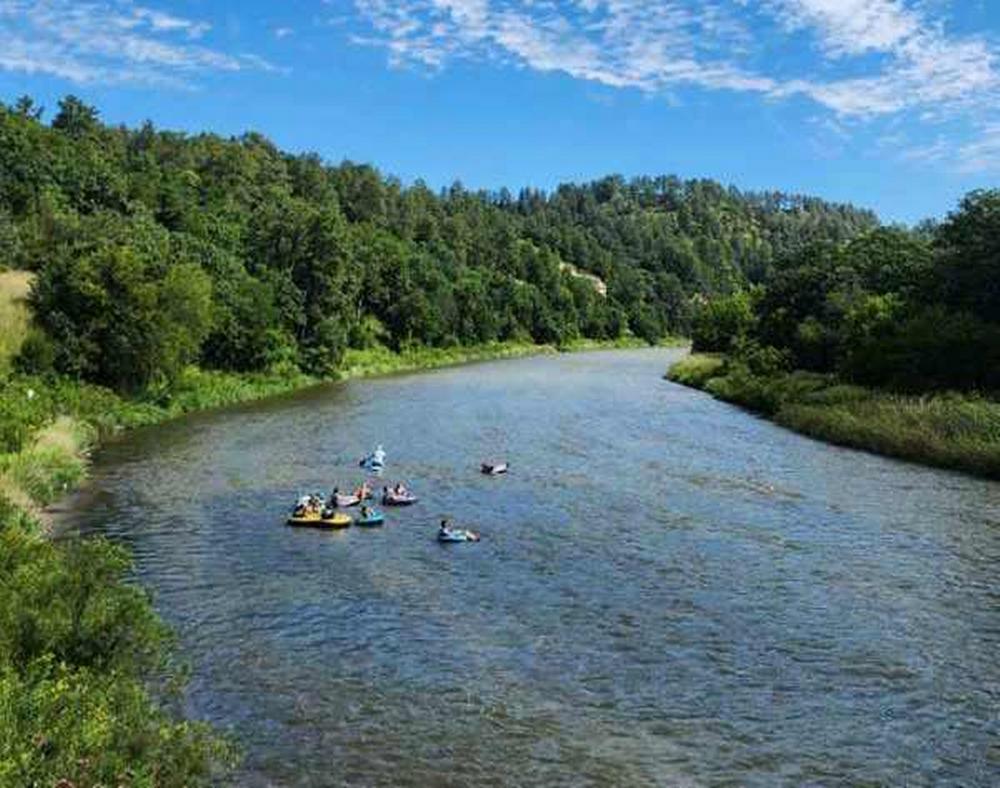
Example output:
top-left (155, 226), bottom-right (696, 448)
top-left (338, 341), bottom-right (554, 379)
top-left (667, 354), bottom-right (1000, 480)
top-left (0, 361), bottom-right (323, 781)
top-left (338, 336), bottom-right (675, 380)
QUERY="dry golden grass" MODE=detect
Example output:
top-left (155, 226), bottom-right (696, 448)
top-left (31, 415), bottom-right (90, 456)
top-left (0, 473), bottom-right (40, 517)
top-left (0, 270), bottom-right (34, 374)
top-left (0, 416), bottom-right (92, 531)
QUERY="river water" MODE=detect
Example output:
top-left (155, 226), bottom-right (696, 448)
top-left (66, 348), bottom-right (999, 786)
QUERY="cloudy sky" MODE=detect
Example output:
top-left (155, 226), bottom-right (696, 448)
top-left (1, 0), bottom-right (997, 221)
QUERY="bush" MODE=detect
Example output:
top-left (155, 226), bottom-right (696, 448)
top-left (0, 525), bottom-right (236, 786)
top-left (13, 328), bottom-right (55, 375)
top-left (0, 659), bottom-right (234, 788)
top-left (690, 291), bottom-right (755, 352)
top-left (842, 305), bottom-right (1000, 392)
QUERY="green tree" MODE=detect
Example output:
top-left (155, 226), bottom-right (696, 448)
top-left (691, 291), bottom-right (755, 352)
top-left (932, 189), bottom-right (1000, 322)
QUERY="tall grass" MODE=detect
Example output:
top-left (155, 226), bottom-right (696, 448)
top-left (665, 353), bottom-right (726, 387)
top-left (0, 270), bottom-right (32, 376)
top-left (157, 366), bottom-right (317, 415)
top-left (780, 393), bottom-right (1000, 479)
top-left (667, 353), bottom-right (1000, 479)
top-left (0, 417), bottom-right (92, 508)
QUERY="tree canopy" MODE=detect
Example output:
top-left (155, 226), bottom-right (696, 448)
top-left (1, 94), bottom-right (879, 391)
top-left (691, 198), bottom-right (1000, 393)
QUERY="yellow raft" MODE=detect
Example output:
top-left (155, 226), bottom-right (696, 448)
top-left (286, 511), bottom-right (352, 529)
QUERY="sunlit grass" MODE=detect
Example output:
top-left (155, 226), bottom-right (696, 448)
top-left (0, 270), bottom-right (33, 376)
top-left (667, 354), bottom-right (1000, 479)
top-left (0, 416), bottom-right (91, 509)
top-left (339, 341), bottom-right (555, 380)
top-left (780, 393), bottom-right (1000, 479)
top-left (665, 353), bottom-right (726, 387)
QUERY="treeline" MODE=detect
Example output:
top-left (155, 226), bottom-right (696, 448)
top-left (0, 95), bottom-right (876, 392)
top-left (691, 190), bottom-right (1000, 394)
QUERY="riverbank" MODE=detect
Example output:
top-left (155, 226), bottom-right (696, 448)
top-left (337, 336), bottom-right (678, 380)
top-left (667, 354), bottom-right (1000, 480)
top-left (0, 406), bottom-right (238, 782)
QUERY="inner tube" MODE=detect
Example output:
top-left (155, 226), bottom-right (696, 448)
top-left (355, 511), bottom-right (385, 527)
top-left (288, 512), bottom-right (351, 529)
top-left (437, 529), bottom-right (480, 543)
top-left (382, 492), bottom-right (418, 506)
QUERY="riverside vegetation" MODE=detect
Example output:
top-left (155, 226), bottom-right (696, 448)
top-left (668, 190), bottom-right (1000, 478)
top-left (0, 93), bottom-right (992, 783)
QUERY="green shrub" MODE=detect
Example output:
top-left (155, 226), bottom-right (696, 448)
top-left (691, 291), bottom-right (756, 352)
top-left (0, 660), bottom-right (234, 788)
top-left (0, 527), bottom-right (236, 786)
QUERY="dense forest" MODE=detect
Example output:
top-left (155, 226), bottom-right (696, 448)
top-left (0, 94), bottom-right (877, 392)
top-left (691, 190), bottom-right (1000, 393)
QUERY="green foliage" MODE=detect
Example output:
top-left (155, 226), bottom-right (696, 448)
top-left (0, 529), bottom-right (235, 787)
top-left (842, 305), bottom-right (1000, 392)
top-left (932, 189), bottom-right (1000, 323)
top-left (0, 528), bottom-right (165, 672)
top-left (691, 291), bottom-right (755, 352)
top-left (0, 659), bottom-right (234, 788)
top-left (30, 217), bottom-right (214, 391)
top-left (688, 198), bottom-right (1000, 394)
top-left (0, 95), bottom-right (879, 391)
top-left (0, 395), bottom-right (239, 785)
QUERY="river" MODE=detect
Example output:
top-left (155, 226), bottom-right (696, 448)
top-left (64, 348), bottom-right (1000, 786)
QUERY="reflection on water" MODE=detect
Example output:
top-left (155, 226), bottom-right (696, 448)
top-left (67, 349), bottom-right (1000, 786)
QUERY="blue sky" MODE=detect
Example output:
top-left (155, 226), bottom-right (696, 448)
top-left (1, 1), bottom-right (998, 224)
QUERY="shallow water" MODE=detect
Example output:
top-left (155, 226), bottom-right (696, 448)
top-left (67, 349), bottom-right (1000, 786)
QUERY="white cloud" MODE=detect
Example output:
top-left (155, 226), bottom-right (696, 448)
top-left (0, 0), bottom-right (275, 85)
top-left (348, 0), bottom-right (1000, 172)
top-left (765, 1), bottom-right (998, 118)
top-left (954, 123), bottom-right (1000, 174)
top-left (766, 0), bottom-right (920, 57)
top-left (350, 0), bottom-right (771, 92)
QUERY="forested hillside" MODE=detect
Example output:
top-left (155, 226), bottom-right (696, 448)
top-left (0, 95), bottom-right (876, 392)
top-left (690, 191), bottom-right (1000, 393)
